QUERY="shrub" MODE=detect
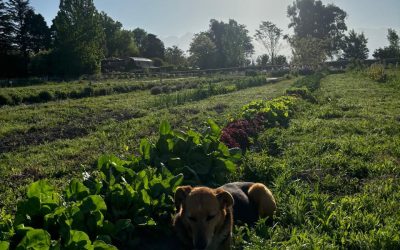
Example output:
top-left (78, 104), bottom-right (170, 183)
top-left (367, 63), bottom-right (387, 82)
top-left (150, 86), bottom-right (162, 95)
top-left (9, 94), bottom-right (22, 105)
top-left (38, 91), bottom-right (53, 102)
top-left (81, 87), bottom-right (95, 97)
top-left (0, 94), bottom-right (13, 106)
top-left (69, 90), bottom-right (80, 99)
top-left (54, 91), bottom-right (68, 100)
top-left (161, 85), bottom-right (171, 93)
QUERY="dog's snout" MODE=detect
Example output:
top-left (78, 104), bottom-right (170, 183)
top-left (194, 236), bottom-right (208, 250)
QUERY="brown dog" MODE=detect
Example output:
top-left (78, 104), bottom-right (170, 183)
top-left (173, 182), bottom-right (276, 250)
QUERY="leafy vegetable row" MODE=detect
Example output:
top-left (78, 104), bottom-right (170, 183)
top-left (0, 121), bottom-right (240, 249)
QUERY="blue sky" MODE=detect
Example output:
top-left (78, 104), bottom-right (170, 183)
top-left (30, 0), bottom-right (400, 58)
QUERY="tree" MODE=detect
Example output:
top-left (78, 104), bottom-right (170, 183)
top-left (341, 30), bottom-right (369, 60)
top-left (221, 19), bottom-right (254, 67)
top-left (373, 29), bottom-right (400, 60)
top-left (208, 19), bottom-right (253, 67)
top-left (287, 0), bottom-right (347, 57)
top-left (24, 10), bottom-right (51, 53)
top-left (100, 13), bottom-right (138, 58)
top-left (189, 32), bottom-right (216, 69)
top-left (387, 28), bottom-right (399, 51)
top-left (165, 45), bottom-right (186, 66)
top-left (142, 33), bottom-right (164, 59)
top-left (113, 30), bottom-right (138, 57)
top-left (100, 12), bottom-right (122, 57)
top-left (52, 0), bottom-right (105, 76)
top-left (0, 0), bottom-right (12, 54)
top-left (0, 0), bottom-right (15, 77)
top-left (255, 21), bottom-right (283, 64)
top-left (7, 0), bottom-right (33, 74)
top-left (133, 28), bottom-right (147, 55)
top-left (289, 36), bottom-right (328, 68)
top-left (256, 54), bottom-right (269, 66)
top-left (275, 55), bottom-right (287, 65)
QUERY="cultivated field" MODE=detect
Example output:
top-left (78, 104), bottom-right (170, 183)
top-left (1, 70), bottom-right (400, 249)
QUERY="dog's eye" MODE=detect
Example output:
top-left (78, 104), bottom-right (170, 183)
top-left (207, 215), bottom-right (216, 221)
top-left (188, 216), bottom-right (197, 222)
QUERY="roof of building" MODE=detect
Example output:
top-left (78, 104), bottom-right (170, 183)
top-left (129, 57), bottom-right (153, 62)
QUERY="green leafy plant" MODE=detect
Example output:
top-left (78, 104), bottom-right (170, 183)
top-left (134, 120), bottom-right (241, 186)
top-left (241, 96), bottom-right (297, 128)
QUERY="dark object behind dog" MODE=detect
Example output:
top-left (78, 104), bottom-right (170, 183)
top-left (173, 182), bottom-right (276, 250)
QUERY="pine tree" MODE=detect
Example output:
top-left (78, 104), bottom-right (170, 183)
top-left (7, 0), bottom-right (32, 74)
top-left (0, 0), bottom-right (13, 54)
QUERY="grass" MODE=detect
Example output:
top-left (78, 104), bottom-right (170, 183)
top-left (231, 70), bottom-right (400, 249)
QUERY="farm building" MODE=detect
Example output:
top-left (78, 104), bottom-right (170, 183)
top-left (101, 57), bottom-right (155, 73)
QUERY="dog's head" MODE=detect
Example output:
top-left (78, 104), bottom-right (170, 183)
top-left (174, 185), bottom-right (234, 250)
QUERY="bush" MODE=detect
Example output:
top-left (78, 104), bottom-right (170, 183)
top-left (9, 94), bottom-right (22, 104)
top-left (81, 87), bottom-right (95, 97)
top-left (54, 91), bottom-right (68, 100)
top-left (0, 94), bottom-right (13, 106)
top-left (367, 63), bottom-right (387, 82)
top-left (150, 86), bottom-right (163, 95)
top-left (38, 91), bottom-right (53, 102)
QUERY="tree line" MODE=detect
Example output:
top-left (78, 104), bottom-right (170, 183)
top-left (0, 0), bottom-right (399, 78)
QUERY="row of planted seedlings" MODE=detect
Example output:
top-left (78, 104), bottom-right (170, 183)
top-left (0, 74), bottom-right (322, 249)
top-left (0, 75), bottom-right (246, 107)
top-left (153, 75), bottom-right (284, 108)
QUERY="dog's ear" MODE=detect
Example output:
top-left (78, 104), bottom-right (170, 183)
top-left (216, 189), bottom-right (234, 209)
top-left (174, 186), bottom-right (192, 210)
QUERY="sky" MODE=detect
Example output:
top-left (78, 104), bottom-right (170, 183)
top-left (30, 0), bottom-right (400, 59)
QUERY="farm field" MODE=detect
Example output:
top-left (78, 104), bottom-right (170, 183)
top-left (1, 70), bottom-right (400, 249)
top-left (0, 75), bottom-right (293, 212)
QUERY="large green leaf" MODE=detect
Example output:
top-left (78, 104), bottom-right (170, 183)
top-left (15, 229), bottom-right (51, 250)
top-left (139, 139), bottom-right (152, 160)
top-left (159, 120), bottom-right (172, 135)
top-left (80, 196), bottom-right (107, 213)
top-left (207, 119), bottom-right (221, 137)
top-left (65, 179), bottom-right (90, 201)
top-left (27, 180), bottom-right (59, 205)
top-left (65, 230), bottom-right (92, 249)
top-left (0, 241), bottom-right (10, 250)
top-left (93, 240), bottom-right (118, 250)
